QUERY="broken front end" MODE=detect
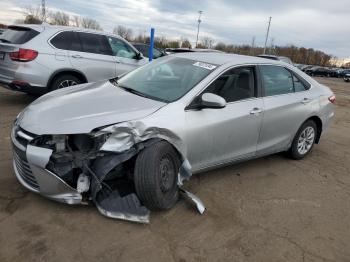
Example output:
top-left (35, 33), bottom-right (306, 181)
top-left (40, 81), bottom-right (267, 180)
top-left (11, 122), bottom-right (204, 223)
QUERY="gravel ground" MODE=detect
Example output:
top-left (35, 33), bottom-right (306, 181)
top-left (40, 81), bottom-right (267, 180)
top-left (0, 77), bottom-right (349, 262)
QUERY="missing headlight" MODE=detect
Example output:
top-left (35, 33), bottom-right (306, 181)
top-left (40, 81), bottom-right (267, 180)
top-left (70, 134), bottom-right (95, 152)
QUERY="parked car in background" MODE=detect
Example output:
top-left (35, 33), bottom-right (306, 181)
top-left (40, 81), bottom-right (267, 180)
top-left (11, 53), bottom-right (335, 222)
top-left (301, 65), bottom-right (313, 72)
top-left (339, 69), bottom-right (350, 78)
top-left (0, 24), bottom-right (147, 94)
top-left (257, 54), bottom-right (294, 65)
top-left (131, 42), bottom-right (166, 59)
top-left (329, 68), bottom-right (343, 78)
top-left (344, 72), bottom-right (350, 82)
top-left (305, 66), bottom-right (332, 77)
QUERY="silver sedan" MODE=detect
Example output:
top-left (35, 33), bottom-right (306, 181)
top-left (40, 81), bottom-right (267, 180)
top-left (11, 53), bottom-right (335, 222)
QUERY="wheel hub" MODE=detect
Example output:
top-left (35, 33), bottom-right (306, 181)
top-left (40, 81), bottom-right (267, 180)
top-left (159, 157), bottom-right (175, 193)
top-left (297, 126), bottom-right (315, 155)
top-left (58, 80), bottom-right (78, 89)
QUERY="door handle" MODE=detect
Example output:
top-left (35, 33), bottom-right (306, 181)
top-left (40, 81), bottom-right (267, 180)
top-left (250, 108), bottom-right (263, 115)
top-left (72, 54), bottom-right (83, 59)
top-left (301, 98), bottom-right (312, 104)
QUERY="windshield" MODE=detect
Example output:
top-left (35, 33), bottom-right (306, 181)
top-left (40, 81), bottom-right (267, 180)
top-left (114, 56), bottom-right (217, 102)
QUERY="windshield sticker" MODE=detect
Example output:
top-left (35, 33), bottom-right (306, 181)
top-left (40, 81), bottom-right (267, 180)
top-left (193, 62), bottom-right (217, 70)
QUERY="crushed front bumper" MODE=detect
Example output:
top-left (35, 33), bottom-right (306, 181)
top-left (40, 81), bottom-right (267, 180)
top-left (11, 127), bottom-right (82, 205)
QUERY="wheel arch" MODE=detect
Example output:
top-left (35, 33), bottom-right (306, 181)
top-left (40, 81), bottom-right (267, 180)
top-left (47, 69), bottom-right (88, 89)
top-left (305, 116), bottom-right (323, 144)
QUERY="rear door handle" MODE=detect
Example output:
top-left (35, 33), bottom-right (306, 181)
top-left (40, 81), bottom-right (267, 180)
top-left (250, 108), bottom-right (263, 115)
top-left (72, 54), bottom-right (83, 59)
top-left (301, 98), bottom-right (312, 104)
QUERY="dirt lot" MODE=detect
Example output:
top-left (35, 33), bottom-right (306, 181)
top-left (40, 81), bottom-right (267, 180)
top-left (0, 77), bottom-right (349, 262)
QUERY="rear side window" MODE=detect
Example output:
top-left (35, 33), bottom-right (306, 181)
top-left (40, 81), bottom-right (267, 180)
top-left (292, 72), bottom-right (311, 91)
top-left (260, 65), bottom-right (294, 96)
top-left (51, 31), bottom-right (73, 50)
top-left (0, 26), bottom-right (39, 44)
top-left (77, 32), bottom-right (112, 55)
top-left (50, 31), bottom-right (83, 52)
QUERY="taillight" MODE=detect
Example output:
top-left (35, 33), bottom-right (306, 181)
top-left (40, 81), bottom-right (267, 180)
top-left (328, 95), bottom-right (336, 104)
top-left (9, 48), bottom-right (38, 62)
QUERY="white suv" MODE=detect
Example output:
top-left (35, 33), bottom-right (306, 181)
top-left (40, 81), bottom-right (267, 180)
top-left (0, 24), bottom-right (148, 94)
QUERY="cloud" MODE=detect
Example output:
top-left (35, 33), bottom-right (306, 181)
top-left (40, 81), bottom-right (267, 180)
top-left (0, 0), bottom-right (348, 58)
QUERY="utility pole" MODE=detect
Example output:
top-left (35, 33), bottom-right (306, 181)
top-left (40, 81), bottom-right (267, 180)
top-left (195, 11), bottom-right (203, 48)
top-left (263, 16), bottom-right (272, 54)
top-left (251, 36), bottom-right (255, 55)
top-left (41, 0), bottom-right (46, 22)
top-left (269, 37), bottom-right (275, 54)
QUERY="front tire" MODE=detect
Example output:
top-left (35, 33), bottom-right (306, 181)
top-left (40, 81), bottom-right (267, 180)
top-left (134, 141), bottom-right (181, 210)
top-left (288, 120), bottom-right (317, 160)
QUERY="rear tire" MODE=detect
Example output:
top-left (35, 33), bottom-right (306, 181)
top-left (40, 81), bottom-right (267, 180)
top-left (50, 74), bottom-right (81, 91)
top-left (288, 120), bottom-right (317, 160)
top-left (134, 141), bottom-right (181, 210)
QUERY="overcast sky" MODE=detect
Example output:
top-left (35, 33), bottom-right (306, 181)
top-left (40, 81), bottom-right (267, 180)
top-left (0, 0), bottom-right (349, 59)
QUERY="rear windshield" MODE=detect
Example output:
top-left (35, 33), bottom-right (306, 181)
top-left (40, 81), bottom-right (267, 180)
top-left (0, 27), bottom-right (39, 44)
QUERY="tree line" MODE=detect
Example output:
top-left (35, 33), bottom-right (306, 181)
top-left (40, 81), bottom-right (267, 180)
top-left (3, 6), bottom-right (348, 67)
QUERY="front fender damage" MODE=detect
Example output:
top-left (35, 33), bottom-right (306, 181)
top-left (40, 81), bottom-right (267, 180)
top-left (92, 121), bottom-right (206, 223)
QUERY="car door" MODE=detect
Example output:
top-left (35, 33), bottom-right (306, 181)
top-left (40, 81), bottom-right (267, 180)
top-left (185, 66), bottom-right (264, 171)
top-left (256, 65), bottom-right (318, 155)
top-left (68, 31), bottom-right (116, 82)
top-left (106, 36), bottom-right (147, 76)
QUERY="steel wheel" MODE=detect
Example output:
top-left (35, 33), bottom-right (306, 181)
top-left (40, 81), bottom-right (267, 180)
top-left (297, 126), bottom-right (315, 155)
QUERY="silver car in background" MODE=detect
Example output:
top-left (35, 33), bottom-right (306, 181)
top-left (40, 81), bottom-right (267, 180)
top-left (11, 53), bottom-right (335, 223)
top-left (0, 24), bottom-right (147, 94)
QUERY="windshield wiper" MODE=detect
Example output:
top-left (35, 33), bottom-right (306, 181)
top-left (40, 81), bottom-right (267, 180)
top-left (117, 85), bottom-right (150, 99)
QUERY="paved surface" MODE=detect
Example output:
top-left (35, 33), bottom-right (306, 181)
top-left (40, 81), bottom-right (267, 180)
top-left (0, 78), bottom-right (349, 262)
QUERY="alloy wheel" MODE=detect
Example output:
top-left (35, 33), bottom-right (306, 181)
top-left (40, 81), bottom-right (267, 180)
top-left (58, 79), bottom-right (78, 89)
top-left (297, 126), bottom-right (315, 155)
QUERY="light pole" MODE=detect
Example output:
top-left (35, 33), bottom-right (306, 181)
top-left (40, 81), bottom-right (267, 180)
top-left (263, 16), bottom-right (272, 54)
top-left (41, 0), bottom-right (46, 22)
top-left (195, 11), bottom-right (203, 48)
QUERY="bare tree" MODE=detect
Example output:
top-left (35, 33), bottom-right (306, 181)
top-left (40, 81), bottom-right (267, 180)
top-left (71, 15), bottom-right (81, 27)
top-left (22, 6), bottom-right (42, 24)
top-left (49, 11), bottom-right (70, 26)
top-left (215, 42), bottom-right (226, 51)
top-left (113, 25), bottom-right (133, 41)
top-left (180, 37), bottom-right (191, 48)
top-left (22, 15), bottom-right (42, 24)
top-left (79, 17), bottom-right (102, 30)
top-left (168, 40), bottom-right (180, 48)
top-left (200, 36), bottom-right (215, 49)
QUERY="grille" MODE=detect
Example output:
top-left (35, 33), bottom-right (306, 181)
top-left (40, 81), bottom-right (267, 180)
top-left (12, 126), bottom-right (39, 190)
top-left (13, 149), bottom-right (39, 190)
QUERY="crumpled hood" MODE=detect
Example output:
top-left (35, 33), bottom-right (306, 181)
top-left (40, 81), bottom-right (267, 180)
top-left (18, 81), bottom-right (166, 135)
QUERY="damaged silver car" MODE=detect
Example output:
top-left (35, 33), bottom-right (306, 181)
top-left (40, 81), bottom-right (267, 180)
top-left (11, 53), bottom-right (335, 223)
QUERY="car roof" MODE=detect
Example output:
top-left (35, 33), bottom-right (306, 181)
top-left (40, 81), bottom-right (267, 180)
top-left (12, 23), bottom-right (110, 36)
top-left (172, 52), bottom-right (282, 66)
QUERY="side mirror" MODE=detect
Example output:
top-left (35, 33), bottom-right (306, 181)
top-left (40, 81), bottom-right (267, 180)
top-left (201, 93), bottom-right (226, 109)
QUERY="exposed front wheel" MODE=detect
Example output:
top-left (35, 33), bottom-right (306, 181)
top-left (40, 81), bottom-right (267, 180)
top-left (134, 141), bottom-right (181, 210)
top-left (288, 120), bottom-right (317, 160)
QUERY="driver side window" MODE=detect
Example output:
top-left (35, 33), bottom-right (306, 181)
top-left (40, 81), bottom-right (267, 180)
top-left (107, 36), bottom-right (137, 59)
top-left (205, 67), bottom-right (256, 102)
